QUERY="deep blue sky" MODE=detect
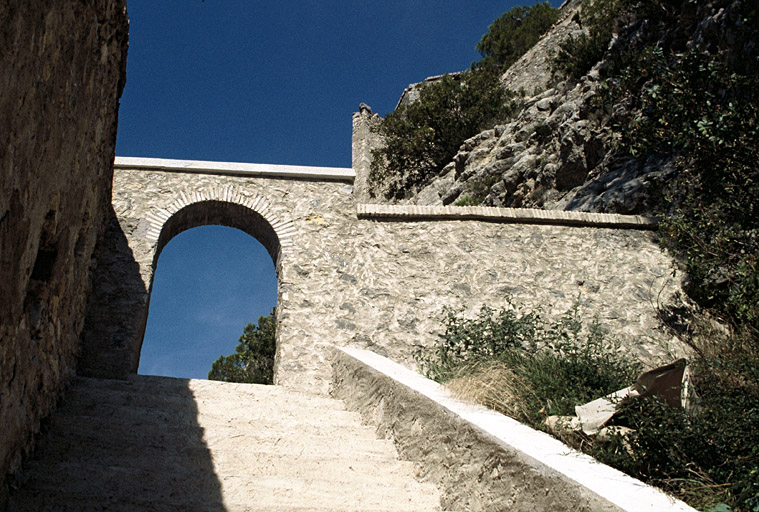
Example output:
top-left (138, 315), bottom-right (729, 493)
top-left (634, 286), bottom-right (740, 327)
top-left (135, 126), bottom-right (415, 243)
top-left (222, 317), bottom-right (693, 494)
top-left (119, 1), bottom-right (560, 379)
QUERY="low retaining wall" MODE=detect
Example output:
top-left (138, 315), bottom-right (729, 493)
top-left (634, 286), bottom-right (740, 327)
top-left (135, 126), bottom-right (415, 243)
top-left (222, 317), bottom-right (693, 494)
top-left (330, 346), bottom-right (696, 512)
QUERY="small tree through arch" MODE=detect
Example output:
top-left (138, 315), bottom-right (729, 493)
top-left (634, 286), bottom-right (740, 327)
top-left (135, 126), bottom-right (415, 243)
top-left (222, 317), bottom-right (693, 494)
top-left (138, 225), bottom-right (277, 381)
top-left (208, 308), bottom-right (276, 384)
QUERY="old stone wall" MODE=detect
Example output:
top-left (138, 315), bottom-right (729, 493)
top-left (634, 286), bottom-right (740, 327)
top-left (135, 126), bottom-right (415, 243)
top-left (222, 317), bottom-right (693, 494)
top-left (85, 162), bottom-right (686, 395)
top-left (0, 0), bottom-right (128, 491)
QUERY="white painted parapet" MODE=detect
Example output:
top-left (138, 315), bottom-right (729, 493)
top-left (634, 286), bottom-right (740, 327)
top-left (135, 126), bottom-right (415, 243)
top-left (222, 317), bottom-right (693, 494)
top-left (115, 156), bottom-right (355, 182)
top-left (331, 346), bottom-right (697, 512)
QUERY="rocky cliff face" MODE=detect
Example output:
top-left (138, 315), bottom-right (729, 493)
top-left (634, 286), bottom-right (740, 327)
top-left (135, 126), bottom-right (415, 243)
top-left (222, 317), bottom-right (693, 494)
top-left (0, 0), bottom-right (128, 496)
top-left (392, 0), bottom-right (749, 215)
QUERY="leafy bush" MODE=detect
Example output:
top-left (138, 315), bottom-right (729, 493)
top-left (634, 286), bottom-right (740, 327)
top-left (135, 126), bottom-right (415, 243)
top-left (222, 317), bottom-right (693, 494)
top-left (595, 349), bottom-right (759, 511)
top-left (554, 0), bottom-right (759, 334)
top-left (551, 0), bottom-right (621, 79)
top-left (369, 3), bottom-right (560, 199)
top-left (603, 42), bottom-right (759, 332)
top-left (422, 302), bottom-right (640, 423)
top-left (415, 1), bottom-right (759, 509)
top-left (208, 309), bottom-right (276, 384)
top-left (452, 195), bottom-right (478, 207)
top-left (559, 19), bottom-right (758, 509)
top-left (551, 0), bottom-right (681, 80)
top-left (453, 173), bottom-right (502, 206)
top-left (477, 2), bottom-right (560, 71)
top-left (423, 302), bottom-right (759, 511)
top-left (370, 68), bottom-right (515, 199)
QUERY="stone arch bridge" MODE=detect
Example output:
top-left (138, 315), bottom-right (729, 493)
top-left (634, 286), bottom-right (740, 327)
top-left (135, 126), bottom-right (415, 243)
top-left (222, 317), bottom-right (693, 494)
top-left (79, 156), bottom-right (680, 394)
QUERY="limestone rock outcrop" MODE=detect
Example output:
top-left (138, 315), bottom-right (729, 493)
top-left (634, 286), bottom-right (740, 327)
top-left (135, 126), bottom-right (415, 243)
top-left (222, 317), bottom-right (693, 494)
top-left (392, 0), bottom-right (748, 215)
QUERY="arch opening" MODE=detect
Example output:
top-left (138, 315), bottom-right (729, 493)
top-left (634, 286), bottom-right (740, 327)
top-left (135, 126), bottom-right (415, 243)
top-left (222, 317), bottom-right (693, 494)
top-left (153, 200), bottom-right (282, 269)
top-left (138, 200), bottom-right (281, 380)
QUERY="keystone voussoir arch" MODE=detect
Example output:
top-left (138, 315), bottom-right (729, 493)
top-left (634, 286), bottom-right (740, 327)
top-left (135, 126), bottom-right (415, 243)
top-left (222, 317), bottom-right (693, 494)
top-left (143, 184), bottom-right (296, 262)
top-left (78, 159), bottom-right (357, 382)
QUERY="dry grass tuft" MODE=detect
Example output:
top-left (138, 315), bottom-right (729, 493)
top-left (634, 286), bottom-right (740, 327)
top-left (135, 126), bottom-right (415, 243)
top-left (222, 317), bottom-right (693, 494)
top-left (444, 360), bottom-right (537, 423)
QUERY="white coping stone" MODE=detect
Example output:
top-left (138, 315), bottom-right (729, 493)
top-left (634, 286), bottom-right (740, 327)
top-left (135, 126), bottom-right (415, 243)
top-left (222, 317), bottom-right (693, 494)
top-left (114, 156), bottom-right (355, 181)
top-left (338, 346), bottom-right (697, 512)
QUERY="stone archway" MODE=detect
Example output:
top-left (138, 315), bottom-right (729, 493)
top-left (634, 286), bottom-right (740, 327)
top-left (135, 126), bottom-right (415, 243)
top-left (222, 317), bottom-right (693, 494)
top-left (143, 185), bottom-right (296, 263)
top-left (79, 182), bottom-right (296, 381)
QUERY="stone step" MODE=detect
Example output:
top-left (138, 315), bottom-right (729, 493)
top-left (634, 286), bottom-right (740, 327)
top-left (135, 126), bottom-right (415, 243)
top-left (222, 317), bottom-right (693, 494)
top-left (13, 461), bottom-right (440, 511)
top-left (72, 375), bottom-right (341, 408)
top-left (61, 386), bottom-right (366, 423)
top-left (8, 375), bottom-right (442, 511)
top-left (19, 448), bottom-right (421, 488)
top-left (9, 490), bottom-right (441, 512)
top-left (49, 398), bottom-right (378, 437)
top-left (64, 380), bottom-right (352, 417)
top-left (27, 424), bottom-right (413, 475)
top-left (40, 413), bottom-right (395, 459)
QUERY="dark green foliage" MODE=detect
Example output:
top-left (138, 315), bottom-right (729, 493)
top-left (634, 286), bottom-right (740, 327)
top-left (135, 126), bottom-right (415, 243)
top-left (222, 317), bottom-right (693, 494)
top-left (370, 68), bottom-right (516, 199)
top-left (424, 301), bottom-right (759, 510)
top-left (602, 41), bottom-right (759, 332)
top-left (552, 0), bottom-right (681, 80)
top-left (595, 354), bottom-right (759, 511)
top-left (553, 30), bottom-right (610, 80)
top-left (423, 303), bottom-right (640, 421)
top-left (552, 0), bottom-right (621, 79)
top-left (554, 0), bottom-right (759, 334)
top-left (208, 309), bottom-right (276, 384)
top-left (424, 304), bottom-right (542, 377)
top-left (369, 3), bottom-right (559, 200)
top-left (559, 22), bottom-right (759, 507)
top-left (415, 1), bottom-right (758, 509)
top-left (476, 2), bottom-right (560, 70)
top-left (453, 174), bottom-right (502, 206)
top-left (530, 0), bottom-right (759, 504)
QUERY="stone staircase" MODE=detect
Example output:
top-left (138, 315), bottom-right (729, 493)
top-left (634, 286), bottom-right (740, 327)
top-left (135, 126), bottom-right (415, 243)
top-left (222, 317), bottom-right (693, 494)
top-left (7, 375), bottom-right (442, 511)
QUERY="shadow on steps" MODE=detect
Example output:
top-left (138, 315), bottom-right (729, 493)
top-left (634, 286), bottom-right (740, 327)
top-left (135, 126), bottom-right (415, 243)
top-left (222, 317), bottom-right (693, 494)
top-left (7, 375), bottom-right (227, 512)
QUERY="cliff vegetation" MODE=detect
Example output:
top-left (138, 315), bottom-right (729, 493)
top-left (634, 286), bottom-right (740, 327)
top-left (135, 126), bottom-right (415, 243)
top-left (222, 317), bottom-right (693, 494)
top-left (375, 1), bottom-right (759, 510)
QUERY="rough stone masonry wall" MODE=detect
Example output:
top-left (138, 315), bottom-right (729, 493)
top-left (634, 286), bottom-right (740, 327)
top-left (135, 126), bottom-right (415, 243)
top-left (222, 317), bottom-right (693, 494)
top-left (351, 106), bottom-right (383, 203)
top-left (92, 167), bottom-right (687, 395)
top-left (0, 0), bottom-right (128, 492)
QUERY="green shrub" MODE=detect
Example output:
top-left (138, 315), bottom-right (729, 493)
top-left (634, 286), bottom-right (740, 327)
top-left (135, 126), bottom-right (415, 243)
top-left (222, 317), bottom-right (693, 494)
top-left (595, 350), bottom-right (759, 511)
top-left (559, 0), bottom-right (759, 334)
top-left (423, 301), bottom-right (759, 511)
top-left (453, 174), bottom-right (502, 206)
top-left (453, 195), bottom-right (478, 207)
top-left (369, 3), bottom-right (559, 199)
top-left (477, 2), bottom-right (560, 71)
top-left (415, 2), bottom-right (759, 509)
top-left (370, 68), bottom-right (516, 199)
top-left (422, 302), bottom-right (640, 422)
top-left (551, 0), bottom-right (681, 80)
top-left (602, 42), bottom-right (759, 332)
top-left (551, 0), bottom-right (621, 79)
